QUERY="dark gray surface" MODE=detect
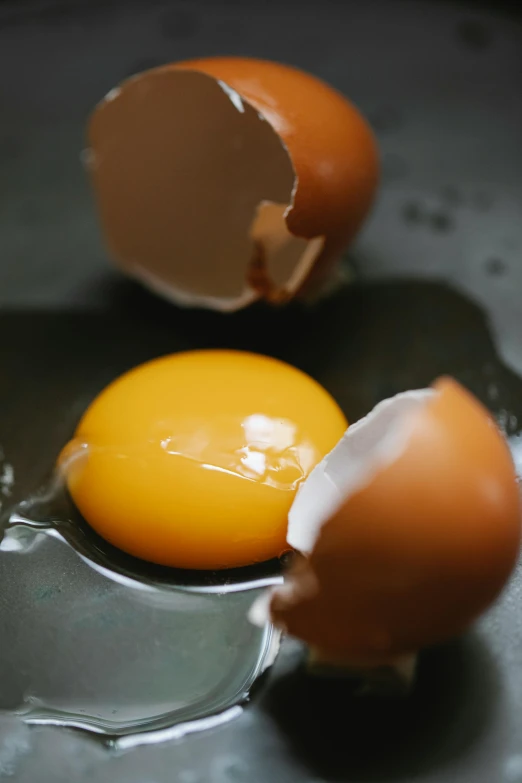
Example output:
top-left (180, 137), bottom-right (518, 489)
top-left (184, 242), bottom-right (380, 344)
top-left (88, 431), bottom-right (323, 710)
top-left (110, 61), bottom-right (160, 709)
top-left (1, 1), bottom-right (522, 781)
top-left (0, 0), bottom-right (521, 368)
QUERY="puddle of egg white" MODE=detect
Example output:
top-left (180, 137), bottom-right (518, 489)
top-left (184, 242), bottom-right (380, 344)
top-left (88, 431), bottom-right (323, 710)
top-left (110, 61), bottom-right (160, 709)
top-left (0, 466), bottom-right (281, 750)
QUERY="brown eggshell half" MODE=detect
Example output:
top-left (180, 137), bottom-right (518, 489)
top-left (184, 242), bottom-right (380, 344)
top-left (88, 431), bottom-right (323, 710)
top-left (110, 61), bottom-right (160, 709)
top-left (176, 58), bottom-right (380, 296)
top-left (87, 58), bottom-right (378, 310)
top-left (262, 378), bottom-right (521, 666)
top-left (88, 69), bottom-right (298, 311)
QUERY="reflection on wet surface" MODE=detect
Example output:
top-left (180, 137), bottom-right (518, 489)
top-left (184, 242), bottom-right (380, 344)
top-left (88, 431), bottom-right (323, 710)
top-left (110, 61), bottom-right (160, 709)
top-left (0, 479), bottom-right (281, 745)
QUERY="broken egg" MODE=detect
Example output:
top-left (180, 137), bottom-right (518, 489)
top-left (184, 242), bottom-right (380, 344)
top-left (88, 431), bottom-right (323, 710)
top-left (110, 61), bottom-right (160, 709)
top-left (61, 349), bottom-right (347, 569)
top-left (87, 57), bottom-right (379, 309)
top-left (252, 378), bottom-right (521, 670)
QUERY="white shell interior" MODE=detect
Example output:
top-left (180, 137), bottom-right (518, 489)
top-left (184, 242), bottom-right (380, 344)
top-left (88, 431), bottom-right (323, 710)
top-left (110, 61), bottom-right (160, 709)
top-left (287, 388), bottom-right (436, 554)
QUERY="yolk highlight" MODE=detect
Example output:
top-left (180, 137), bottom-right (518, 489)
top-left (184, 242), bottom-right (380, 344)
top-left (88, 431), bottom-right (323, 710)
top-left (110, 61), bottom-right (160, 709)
top-left (62, 350), bottom-right (347, 569)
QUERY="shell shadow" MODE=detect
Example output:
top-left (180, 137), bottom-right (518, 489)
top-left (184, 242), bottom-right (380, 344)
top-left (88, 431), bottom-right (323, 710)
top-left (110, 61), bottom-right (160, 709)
top-left (2, 273), bottom-right (522, 507)
top-left (83, 271), bottom-right (522, 426)
top-left (260, 633), bottom-right (501, 781)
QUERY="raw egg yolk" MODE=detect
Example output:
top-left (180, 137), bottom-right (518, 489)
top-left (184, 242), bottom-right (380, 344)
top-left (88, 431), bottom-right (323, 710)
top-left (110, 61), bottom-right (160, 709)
top-left (62, 350), bottom-right (347, 569)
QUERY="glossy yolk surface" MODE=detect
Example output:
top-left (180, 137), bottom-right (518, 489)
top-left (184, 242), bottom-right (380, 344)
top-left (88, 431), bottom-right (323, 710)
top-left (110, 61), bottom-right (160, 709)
top-left (63, 350), bottom-right (347, 569)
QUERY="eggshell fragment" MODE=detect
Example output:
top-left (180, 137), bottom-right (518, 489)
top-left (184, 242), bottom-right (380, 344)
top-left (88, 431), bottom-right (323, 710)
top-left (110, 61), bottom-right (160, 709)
top-left (87, 58), bottom-right (378, 310)
top-left (254, 378), bottom-right (521, 669)
top-left (287, 389), bottom-right (435, 555)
